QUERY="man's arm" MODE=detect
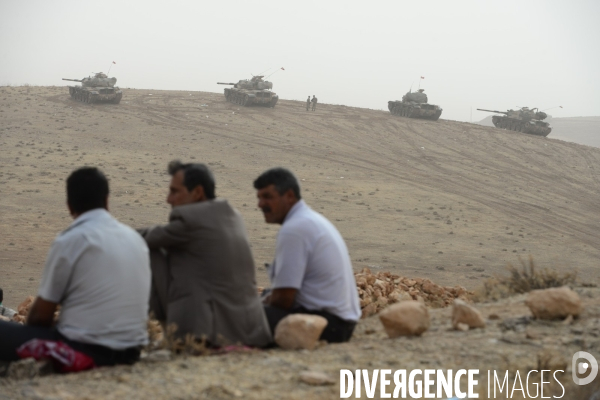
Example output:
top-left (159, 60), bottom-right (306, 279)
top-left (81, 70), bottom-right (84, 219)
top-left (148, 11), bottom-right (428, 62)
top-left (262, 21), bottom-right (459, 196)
top-left (266, 288), bottom-right (297, 310)
top-left (137, 212), bottom-right (191, 249)
top-left (26, 297), bottom-right (58, 327)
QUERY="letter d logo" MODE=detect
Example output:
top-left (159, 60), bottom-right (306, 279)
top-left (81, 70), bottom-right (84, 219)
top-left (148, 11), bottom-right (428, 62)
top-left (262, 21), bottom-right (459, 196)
top-left (572, 351), bottom-right (598, 385)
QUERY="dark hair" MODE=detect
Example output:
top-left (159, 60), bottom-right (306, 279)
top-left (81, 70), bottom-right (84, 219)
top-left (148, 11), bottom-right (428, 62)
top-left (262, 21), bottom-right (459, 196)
top-left (0, 288), bottom-right (3, 304)
top-left (168, 160), bottom-right (216, 199)
top-left (66, 167), bottom-right (109, 214)
top-left (253, 167), bottom-right (301, 199)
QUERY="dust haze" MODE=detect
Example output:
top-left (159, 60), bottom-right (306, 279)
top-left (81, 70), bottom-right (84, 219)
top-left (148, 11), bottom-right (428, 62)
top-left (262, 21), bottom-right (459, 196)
top-left (1, 0), bottom-right (599, 121)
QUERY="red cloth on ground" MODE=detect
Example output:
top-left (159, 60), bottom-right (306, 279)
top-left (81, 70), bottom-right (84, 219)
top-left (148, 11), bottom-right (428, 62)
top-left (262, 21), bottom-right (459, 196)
top-left (16, 339), bottom-right (96, 373)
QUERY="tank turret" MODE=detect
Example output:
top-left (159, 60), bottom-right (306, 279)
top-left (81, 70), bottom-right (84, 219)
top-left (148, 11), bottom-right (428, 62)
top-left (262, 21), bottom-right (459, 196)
top-left (388, 88), bottom-right (442, 121)
top-left (477, 107), bottom-right (551, 137)
top-left (62, 72), bottom-right (122, 104)
top-left (217, 75), bottom-right (278, 107)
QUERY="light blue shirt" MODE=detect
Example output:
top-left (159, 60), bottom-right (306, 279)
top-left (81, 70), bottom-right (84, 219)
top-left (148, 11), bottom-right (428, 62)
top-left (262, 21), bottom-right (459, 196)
top-left (39, 209), bottom-right (151, 349)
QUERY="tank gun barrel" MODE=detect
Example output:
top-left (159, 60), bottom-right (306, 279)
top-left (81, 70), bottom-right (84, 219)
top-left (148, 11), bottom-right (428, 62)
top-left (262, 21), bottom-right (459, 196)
top-left (217, 82), bottom-right (236, 85)
top-left (62, 78), bottom-right (83, 82)
top-left (477, 108), bottom-right (508, 115)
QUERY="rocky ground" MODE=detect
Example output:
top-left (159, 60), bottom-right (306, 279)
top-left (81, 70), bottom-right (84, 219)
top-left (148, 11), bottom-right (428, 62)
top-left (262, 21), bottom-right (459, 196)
top-left (1, 86), bottom-right (599, 398)
top-left (1, 286), bottom-right (599, 399)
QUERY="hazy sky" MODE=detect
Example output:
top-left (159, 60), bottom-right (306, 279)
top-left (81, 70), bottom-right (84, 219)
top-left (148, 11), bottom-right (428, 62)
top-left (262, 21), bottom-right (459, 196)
top-left (1, 0), bottom-right (599, 121)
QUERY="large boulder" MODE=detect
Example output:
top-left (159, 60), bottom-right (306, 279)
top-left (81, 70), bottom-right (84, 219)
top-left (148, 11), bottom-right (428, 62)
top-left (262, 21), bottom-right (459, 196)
top-left (525, 287), bottom-right (582, 320)
top-left (452, 299), bottom-right (486, 330)
top-left (379, 301), bottom-right (430, 338)
top-left (274, 314), bottom-right (328, 350)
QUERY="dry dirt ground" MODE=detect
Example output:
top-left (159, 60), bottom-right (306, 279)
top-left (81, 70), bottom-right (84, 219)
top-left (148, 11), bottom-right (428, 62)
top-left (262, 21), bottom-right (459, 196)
top-left (0, 86), bottom-right (599, 399)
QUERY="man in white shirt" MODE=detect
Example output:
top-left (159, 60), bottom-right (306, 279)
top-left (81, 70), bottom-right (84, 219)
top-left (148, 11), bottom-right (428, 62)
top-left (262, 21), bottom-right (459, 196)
top-left (254, 167), bottom-right (361, 343)
top-left (0, 167), bottom-right (150, 366)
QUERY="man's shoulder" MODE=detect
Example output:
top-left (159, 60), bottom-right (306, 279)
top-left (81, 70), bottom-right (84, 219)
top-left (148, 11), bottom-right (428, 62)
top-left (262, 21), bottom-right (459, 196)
top-left (55, 220), bottom-right (90, 245)
top-left (172, 199), bottom-right (238, 223)
top-left (282, 205), bottom-right (329, 234)
top-left (58, 211), bottom-right (136, 242)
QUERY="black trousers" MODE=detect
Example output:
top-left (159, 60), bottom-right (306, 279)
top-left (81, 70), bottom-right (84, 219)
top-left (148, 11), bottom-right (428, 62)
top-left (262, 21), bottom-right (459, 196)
top-left (264, 305), bottom-right (356, 343)
top-left (0, 320), bottom-right (140, 366)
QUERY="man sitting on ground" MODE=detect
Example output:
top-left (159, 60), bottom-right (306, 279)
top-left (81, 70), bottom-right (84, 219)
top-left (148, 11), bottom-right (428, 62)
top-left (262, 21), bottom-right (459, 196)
top-left (0, 167), bottom-right (151, 366)
top-left (138, 161), bottom-right (271, 347)
top-left (254, 167), bottom-right (361, 343)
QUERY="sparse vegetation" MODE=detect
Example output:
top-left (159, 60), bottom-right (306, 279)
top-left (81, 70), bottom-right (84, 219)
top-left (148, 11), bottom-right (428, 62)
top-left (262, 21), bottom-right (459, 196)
top-left (146, 318), bottom-right (210, 355)
top-left (475, 256), bottom-right (577, 301)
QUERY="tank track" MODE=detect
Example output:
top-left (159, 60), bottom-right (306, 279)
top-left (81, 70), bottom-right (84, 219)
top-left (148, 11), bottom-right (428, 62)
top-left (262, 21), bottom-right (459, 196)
top-left (491, 116), bottom-right (551, 137)
top-left (388, 101), bottom-right (442, 121)
top-left (223, 89), bottom-right (278, 108)
top-left (68, 87), bottom-right (122, 105)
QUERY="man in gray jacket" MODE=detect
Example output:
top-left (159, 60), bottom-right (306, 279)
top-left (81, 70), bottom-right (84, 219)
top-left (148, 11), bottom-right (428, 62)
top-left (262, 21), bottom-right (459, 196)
top-left (139, 161), bottom-right (271, 347)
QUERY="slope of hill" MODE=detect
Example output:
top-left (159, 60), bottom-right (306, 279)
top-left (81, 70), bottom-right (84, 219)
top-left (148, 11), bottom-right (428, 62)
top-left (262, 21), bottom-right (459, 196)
top-left (1, 86), bottom-right (600, 398)
top-left (1, 86), bottom-right (600, 304)
top-left (477, 115), bottom-right (600, 148)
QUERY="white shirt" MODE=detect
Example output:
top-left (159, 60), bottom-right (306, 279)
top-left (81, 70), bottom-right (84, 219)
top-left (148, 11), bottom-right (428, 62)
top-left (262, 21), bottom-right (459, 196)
top-left (270, 200), bottom-right (361, 322)
top-left (38, 209), bottom-right (150, 349)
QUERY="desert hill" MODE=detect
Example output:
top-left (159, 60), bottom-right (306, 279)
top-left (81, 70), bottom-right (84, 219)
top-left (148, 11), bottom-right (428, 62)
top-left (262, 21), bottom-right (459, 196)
top-left (477, 115), bottom-right (600, 148)
top-left (1, 86), bottom-right (599, 305)
top-left (0, 87), bottom-right (600, 304)
top-left (1, 86), bottom-right (599, 398)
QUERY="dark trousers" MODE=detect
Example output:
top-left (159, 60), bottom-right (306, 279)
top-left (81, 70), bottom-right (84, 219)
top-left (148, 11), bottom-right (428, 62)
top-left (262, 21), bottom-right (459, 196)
top-left (0, 320), bottom-right (140, 366)
top-left (264, 305), bottom-right (356, 343)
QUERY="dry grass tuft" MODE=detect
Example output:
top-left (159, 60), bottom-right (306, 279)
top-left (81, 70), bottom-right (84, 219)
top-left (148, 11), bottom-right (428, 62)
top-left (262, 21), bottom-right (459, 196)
top-left (145, 320), bottom-right (211, 356)
top-left (474, 256), bottom-right (577, 301)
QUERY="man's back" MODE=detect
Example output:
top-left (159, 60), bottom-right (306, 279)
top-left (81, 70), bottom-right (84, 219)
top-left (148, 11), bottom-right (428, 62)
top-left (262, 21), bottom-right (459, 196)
top-left (39, 209), bottom-right (150, 349)
top-left (272, 200), bottom-right (361, 322)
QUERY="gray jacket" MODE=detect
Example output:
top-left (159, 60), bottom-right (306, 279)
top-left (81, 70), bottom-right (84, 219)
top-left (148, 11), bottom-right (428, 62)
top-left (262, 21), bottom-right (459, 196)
top-left (139, 199), bottom-right (271, 347)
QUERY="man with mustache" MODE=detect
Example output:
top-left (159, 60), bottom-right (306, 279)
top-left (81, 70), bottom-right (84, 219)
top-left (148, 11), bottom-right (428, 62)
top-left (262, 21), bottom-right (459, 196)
top-left (138, 161), bottom-right (271, 347)
top-left (254, 167), bottom-right (360, 343)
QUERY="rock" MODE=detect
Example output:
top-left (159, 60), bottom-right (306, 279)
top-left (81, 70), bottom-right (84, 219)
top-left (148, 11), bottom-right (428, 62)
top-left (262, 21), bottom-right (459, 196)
top-left (202, 384), bottom-right (243, 398)
top-left (537, 350), bottom-right (568, 371)
top-left (299, 371), bottom-right (335, 386)
top-left (361, 303), bottom-right (378, 318)
top-left (378, 301), bottom-right (430, 338)
top-left (525, 328), bottom-right (541, 340)
top-left (525, 287), bottom-right (582, 320)
top-left (7, 358), bottom-right (46, 380)
top-left (452, 299), bottom-right (486, 330)
top-left (422, 280), bottom-right (444, 296)
top-left (562, 314), bottom-right (574, 325)
top-left (143, 349), bottom-right (172, 362)
top-left (274, 314), bottom-right (328, 350)
top-left (456, 322), bottom-right (469, 331)
top-left (17, 296), bottom-right (34, 315)
top-left (354, 270), bottom-right (470, 317)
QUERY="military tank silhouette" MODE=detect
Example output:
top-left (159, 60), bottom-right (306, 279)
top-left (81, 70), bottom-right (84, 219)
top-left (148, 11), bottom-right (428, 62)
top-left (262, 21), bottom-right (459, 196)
top-left (62, 72), bottom-right (122, 104)
top-left (477, 107), bottom-right (551, 137)
top-left (217, 75), bottom-right (278, 107)
top-left (388, 89), bottom-right (442, 121)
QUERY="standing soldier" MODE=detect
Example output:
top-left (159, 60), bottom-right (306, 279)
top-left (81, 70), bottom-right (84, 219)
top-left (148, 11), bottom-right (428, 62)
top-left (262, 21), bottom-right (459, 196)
top-left (306, 96), bottom-right (311, 111)
top-left (311, 95), bottom-right (318, 111)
